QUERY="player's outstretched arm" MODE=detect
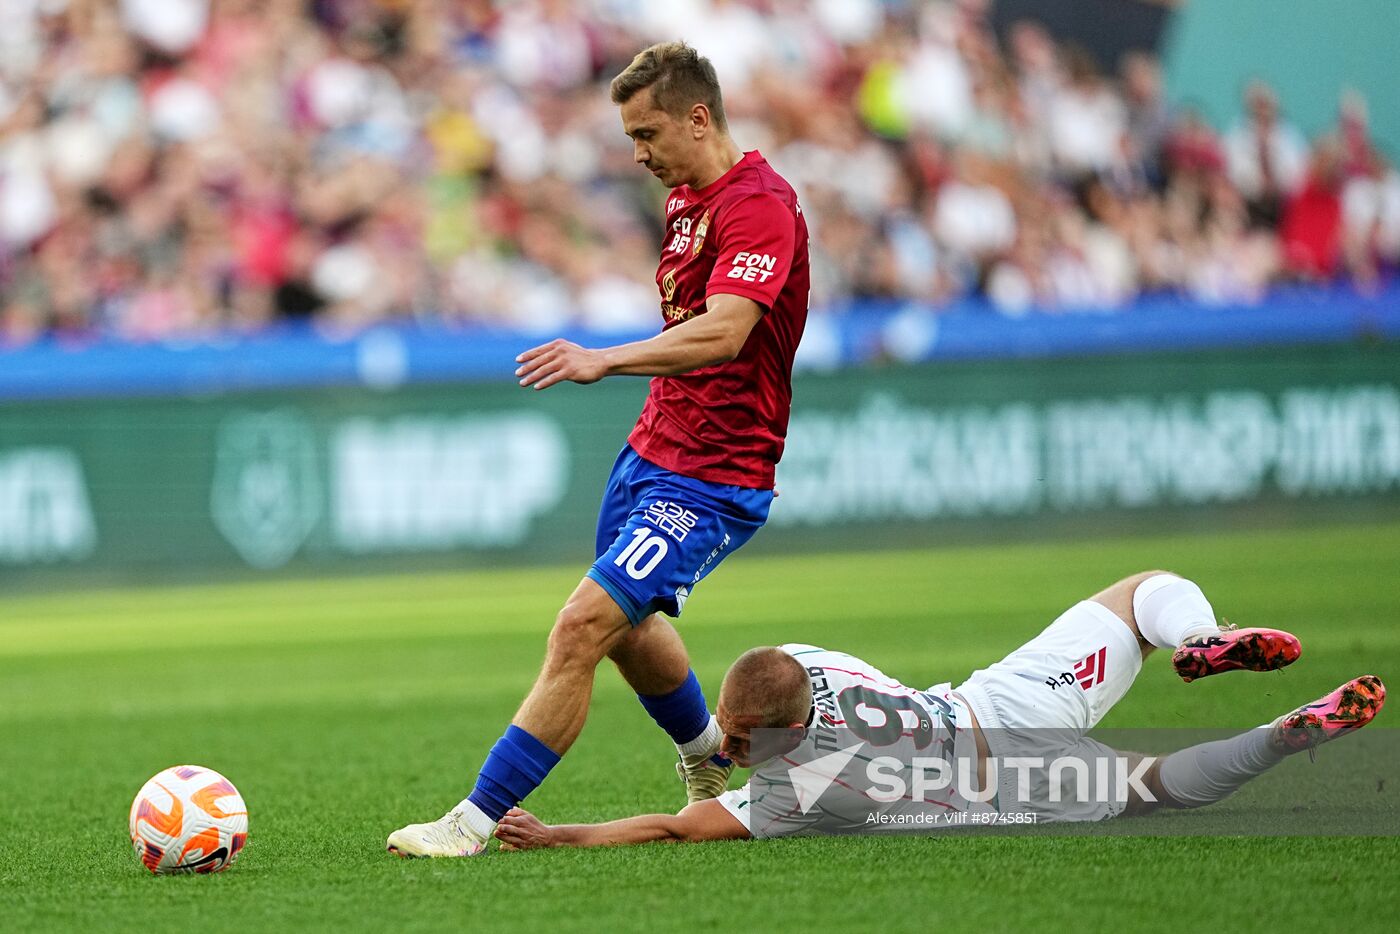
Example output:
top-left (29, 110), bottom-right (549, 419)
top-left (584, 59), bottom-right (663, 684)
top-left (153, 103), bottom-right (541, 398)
top-left (495, 799), bottom-right (749, 849)
top-left (515, 294), bottom-right (764, 390)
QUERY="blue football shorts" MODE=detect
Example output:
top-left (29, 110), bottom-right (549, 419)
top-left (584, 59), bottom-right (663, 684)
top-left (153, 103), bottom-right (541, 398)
top-left (586, 445), bottom-right (773, 626)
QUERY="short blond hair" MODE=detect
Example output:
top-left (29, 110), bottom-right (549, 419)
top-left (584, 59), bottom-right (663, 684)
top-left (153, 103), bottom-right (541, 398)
top-left (609, 41), bottom-right (728, 132)
top-left (719, 647), bottom-right (811, 728)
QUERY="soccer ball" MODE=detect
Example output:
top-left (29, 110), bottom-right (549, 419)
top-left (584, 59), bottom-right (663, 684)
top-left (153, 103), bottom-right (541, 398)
top-left (129, 765), bottom-right (248, 874)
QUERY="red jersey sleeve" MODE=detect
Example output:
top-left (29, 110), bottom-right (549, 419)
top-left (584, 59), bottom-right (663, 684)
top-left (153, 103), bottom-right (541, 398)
top-left (705, 192), bottom-right (796, 311)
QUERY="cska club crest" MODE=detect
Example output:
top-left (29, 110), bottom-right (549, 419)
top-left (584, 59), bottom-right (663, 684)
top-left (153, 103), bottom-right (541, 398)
top-left (692, 209), bottom-right (710, 255)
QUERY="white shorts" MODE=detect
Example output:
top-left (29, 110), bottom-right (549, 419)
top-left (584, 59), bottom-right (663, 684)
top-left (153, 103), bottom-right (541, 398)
top-left (954, 599), bottom-right (1144, 822)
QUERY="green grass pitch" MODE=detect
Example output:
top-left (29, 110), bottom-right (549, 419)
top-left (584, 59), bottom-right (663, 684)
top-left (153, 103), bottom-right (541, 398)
top-left (3, 522), bottom-right (1399, 932)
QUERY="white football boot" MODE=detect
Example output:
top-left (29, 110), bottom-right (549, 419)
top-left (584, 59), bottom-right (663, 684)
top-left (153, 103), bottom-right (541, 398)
top-left (676, 752), bottom-right (735, 805)
top-left (387, 807), bottom-right (491, 858)
top-left (674, 716), bottom-right (735, 804)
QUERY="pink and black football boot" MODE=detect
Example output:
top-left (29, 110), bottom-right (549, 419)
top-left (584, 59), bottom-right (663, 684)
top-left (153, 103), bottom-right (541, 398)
top-left (1273, 675), bottom-right (1387, 754)
top-left (1171, 626), bottom-right (1302, 683)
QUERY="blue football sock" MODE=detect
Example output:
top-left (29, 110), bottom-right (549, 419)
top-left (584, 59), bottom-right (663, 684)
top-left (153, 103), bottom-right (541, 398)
top-left (637, 669), bottom-right (712, 747)
top-left (467, 725), bottom-right (561, 822)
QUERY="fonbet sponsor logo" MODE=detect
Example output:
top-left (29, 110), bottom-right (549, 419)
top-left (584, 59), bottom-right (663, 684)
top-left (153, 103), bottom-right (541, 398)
top-left (211, 409), bottom-right (569, 568)
top-left (0, 447), bottom-right (96, 564)
top-left (666, 214), bottom-right (695, 254)
top-left (725, 251), bottom-right (778, 283)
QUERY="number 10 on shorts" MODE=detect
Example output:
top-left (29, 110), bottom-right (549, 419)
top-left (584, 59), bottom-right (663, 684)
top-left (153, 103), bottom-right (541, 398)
top-left (614, 528), bottom-right (668, 579)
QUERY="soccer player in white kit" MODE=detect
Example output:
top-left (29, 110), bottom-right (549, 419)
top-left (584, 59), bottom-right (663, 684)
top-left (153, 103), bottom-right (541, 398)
top-left (493, 570), bottom-right (1386, 847)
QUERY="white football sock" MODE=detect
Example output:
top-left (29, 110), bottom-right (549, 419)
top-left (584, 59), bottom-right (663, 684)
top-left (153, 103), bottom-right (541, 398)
top-left (677, 715), bottom-right (722, 760)
top-left (1156, 727), bottom-right (1288, 808)
top-left (1133, 574), bottom-right (1221, 649)
top-left (451, 797), bottom-right (498, 839)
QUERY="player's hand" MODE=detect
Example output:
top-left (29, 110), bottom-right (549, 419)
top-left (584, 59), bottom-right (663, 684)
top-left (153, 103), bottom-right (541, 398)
top-left (515, 339), bottom-right (610, 390)
top-left (495, 807), bottom-right (556, 850)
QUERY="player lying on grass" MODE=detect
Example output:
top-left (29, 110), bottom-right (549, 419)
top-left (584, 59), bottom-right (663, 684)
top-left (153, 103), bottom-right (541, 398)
top-left (491, 570), bottom-right (1386, 847)
top-left (389, 41), bottom-right (810, 857)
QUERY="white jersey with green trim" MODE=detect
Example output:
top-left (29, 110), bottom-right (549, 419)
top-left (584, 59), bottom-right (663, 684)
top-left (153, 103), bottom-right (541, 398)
top-left (716, 643), bottom-right (994, 838)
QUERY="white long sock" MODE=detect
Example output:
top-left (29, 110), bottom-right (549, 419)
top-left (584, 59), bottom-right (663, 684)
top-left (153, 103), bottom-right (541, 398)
top-left (1133, 574), bottom-right (1220, 649)
top-left (1156, 727), bottom-right (1288, 808)
top-left (678, 715), bottom-right (722, 759)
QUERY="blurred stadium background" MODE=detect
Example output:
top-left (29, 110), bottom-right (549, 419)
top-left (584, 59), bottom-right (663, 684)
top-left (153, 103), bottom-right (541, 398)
top-left (4, 2), bottom-right (1400, 929)
top-left (1, 0), bottom-right (1398, 584)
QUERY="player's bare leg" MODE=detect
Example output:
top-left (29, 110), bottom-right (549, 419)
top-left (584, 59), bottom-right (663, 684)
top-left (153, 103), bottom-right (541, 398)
top-left (387, 579), bottom-right (630, 858)
top-left (609, 614), bottom-right (690, 695)
top-left (608, 614), bottom-right (735, 803)
top-left (512, 579), bottom-right (632, 750)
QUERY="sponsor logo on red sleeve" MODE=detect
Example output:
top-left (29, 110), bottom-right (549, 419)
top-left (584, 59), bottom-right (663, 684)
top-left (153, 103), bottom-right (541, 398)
top-left (726, 251), bottom-right (779, 282)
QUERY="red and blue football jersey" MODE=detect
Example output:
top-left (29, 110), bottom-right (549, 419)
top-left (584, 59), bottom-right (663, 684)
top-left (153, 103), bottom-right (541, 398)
top-left (628, 150), bottom-right (810, 490)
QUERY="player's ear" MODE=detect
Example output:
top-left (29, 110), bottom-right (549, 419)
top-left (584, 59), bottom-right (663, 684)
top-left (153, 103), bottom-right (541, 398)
top-left (690, 103), bottom-right (709, 139)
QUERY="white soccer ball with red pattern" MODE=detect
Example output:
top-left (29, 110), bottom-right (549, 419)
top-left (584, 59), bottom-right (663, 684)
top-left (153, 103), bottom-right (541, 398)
top-left (129, 765), bottom-right (248, 874)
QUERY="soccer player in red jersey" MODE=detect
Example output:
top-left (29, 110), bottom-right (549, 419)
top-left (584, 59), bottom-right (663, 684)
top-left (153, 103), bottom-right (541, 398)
top-left (389, 42), bottom-right (810, 858)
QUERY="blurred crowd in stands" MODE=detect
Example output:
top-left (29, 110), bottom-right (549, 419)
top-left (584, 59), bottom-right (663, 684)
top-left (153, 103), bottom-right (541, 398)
top-left (2, 0), bottom-right (1398, 344)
